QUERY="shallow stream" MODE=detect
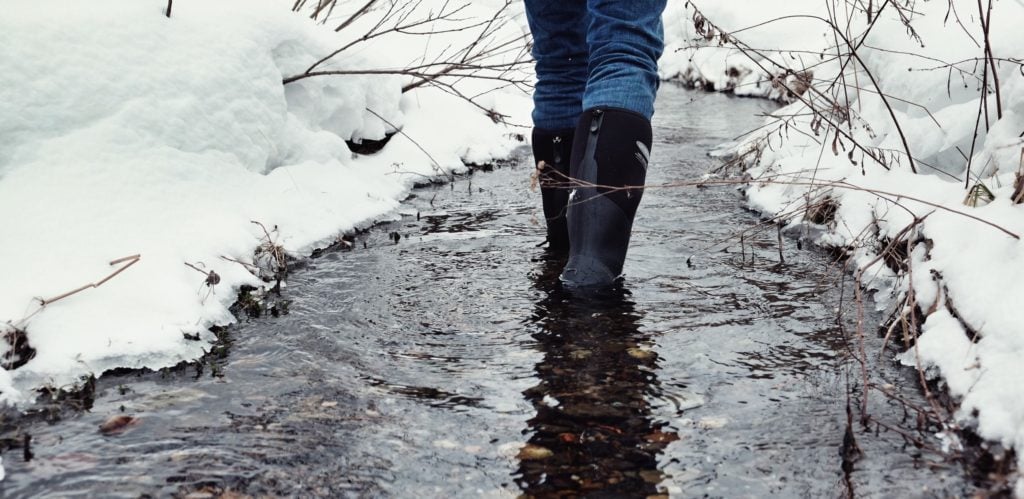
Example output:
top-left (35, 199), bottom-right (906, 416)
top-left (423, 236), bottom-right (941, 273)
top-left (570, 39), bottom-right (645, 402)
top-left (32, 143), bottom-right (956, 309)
top-left (0, 85), bottom-right (980, 498)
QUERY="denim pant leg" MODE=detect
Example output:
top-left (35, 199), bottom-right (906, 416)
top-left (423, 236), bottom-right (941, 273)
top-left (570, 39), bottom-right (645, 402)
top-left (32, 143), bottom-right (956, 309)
top-left (584, 0), bottom-right (667, 120)
top-left (524, 0), bottom-right (589, 131)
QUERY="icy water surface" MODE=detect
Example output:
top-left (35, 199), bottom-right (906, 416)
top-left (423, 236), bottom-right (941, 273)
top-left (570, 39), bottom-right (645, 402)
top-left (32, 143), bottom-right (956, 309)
top-left (1, 86), bottom-right (980, 497)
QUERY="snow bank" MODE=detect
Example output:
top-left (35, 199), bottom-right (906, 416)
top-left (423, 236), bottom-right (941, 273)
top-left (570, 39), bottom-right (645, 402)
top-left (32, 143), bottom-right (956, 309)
top-left (669, 0), bottom-right (1024, 490)
top-left (0, 0), bottom-right (529, 402)
top-left (660, 0), bottom-right (828, 101)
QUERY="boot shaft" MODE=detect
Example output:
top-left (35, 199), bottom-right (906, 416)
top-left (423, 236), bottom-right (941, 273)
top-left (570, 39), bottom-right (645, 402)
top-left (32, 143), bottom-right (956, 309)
top-left (532, 127), bottom-right (576, 252)
top-left (561, 107), bottom-right (652, 288)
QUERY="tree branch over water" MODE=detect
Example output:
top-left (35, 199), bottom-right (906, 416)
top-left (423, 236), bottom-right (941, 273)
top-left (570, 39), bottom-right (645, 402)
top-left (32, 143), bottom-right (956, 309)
top-left (285, 0), bottom-right (531, 123)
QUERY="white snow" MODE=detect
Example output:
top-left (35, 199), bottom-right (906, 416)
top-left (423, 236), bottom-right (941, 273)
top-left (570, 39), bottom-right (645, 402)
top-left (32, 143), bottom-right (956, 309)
top-left (660, 0), bottom-right (828, 101)
top-left (0, 0), bottom-right (530, 402)
top-left (662, 0), bottom-right (1024, 491)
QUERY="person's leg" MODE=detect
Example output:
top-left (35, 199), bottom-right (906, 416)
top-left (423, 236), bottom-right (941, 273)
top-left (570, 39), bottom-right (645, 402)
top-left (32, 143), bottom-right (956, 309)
top-left (583, 0), bottom-right (666, 119)
top-left (560, 0), bottom-right (666, 287)
top-left (524, 0), bottom-right (589, 131)
top-left (524, 1), bottom-right (588, 252)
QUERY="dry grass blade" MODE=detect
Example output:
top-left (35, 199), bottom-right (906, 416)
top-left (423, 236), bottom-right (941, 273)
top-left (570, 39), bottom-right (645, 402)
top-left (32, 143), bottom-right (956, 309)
top-left (963, 183), bottom-right (995, 207)
top-left (251, 221), bottom-right (289, 291)
top-left (39, 254), bottom-right (142, 306)
top-left (2, 253), bottom-right (142, 364)
top-left (1012, 148), bottom-right (1024, 204)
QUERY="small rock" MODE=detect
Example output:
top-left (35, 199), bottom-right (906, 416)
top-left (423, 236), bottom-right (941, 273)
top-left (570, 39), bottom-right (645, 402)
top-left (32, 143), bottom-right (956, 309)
top-left (497, 442), bottom-right (523, 458)
top-left (433, 439), bottom-right (459, 449)
top-left (170, 451), bottom-right (191, 462)
top-left (541, 395), bottom-right (560, 408)
top-left (627, 347), bottom-right (656, 360)
top-left (320, 401), bottom-right (338, 408)
top-left (517, 444), bottom-right (554, 461)
top-left (99, 415), bottom-right (138, 435)
top-left (697, 416), bottom-right (728, 430)
top-left (644, 430), bottom-right (680, 443)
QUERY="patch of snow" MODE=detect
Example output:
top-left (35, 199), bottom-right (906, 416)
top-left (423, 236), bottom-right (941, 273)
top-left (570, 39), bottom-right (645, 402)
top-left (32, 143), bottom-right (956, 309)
top-left (675, 0), bottom-right (1024, 490)
top-left (660, 0), bottom-right (828, 101)
top-left (0, 0), bottom-right (529, 403)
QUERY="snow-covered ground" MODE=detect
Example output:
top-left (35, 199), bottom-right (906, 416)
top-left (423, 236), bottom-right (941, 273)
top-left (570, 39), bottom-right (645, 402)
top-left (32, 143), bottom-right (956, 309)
top-left (661, 0), bottom-right (1024, 493)
top-left (0, 0), bottom-right (531, 404)
top-left (660, 0), bottom-right (829, 102)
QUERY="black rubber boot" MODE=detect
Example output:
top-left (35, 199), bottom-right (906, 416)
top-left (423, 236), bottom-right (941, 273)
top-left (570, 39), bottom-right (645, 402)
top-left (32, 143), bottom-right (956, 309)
top-left (560, 108), bottom-right (652, 288)
top-left (532, 127), bottom-right (576, 253)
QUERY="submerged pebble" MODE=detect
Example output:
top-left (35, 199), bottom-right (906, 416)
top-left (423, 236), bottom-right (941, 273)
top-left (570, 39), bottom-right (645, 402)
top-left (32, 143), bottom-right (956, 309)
top-left (627, 347), bottom-right (656, 360)
top-left (697, 417), bottom-right (728, 430)
top-left (98, 415), bottom-right (138, 435)
top-left (517, 444), bottom-right (554, 461)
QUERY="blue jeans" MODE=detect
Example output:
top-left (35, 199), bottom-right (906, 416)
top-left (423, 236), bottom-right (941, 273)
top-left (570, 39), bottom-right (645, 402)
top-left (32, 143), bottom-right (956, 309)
top-left (524, 0), bottom-right (667, 130)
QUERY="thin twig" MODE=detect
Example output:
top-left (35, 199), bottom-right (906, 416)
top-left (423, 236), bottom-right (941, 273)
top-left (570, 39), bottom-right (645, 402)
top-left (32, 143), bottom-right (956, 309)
top-left (336, 0), bottom-right (379, 31)
top-left (364, 107), bottom-right (454, 181)
top-left (39, 255), bottom-right (142, 306)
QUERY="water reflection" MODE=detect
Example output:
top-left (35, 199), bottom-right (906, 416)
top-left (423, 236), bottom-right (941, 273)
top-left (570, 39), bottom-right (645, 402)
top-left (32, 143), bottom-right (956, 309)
top-left (516, 259), bottom-right (675, 497)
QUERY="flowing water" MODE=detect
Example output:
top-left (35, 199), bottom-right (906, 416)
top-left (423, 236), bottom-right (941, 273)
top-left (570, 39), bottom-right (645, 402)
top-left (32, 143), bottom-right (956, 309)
top-left (0, 86), bottom-right (981, 498)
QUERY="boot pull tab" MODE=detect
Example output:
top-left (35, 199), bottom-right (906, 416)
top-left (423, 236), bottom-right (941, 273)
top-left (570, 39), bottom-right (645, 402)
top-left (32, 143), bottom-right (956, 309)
top-left (635, 141), bottom-right (650, 170)
top-left (589, 109), bottom-right (604, 134)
